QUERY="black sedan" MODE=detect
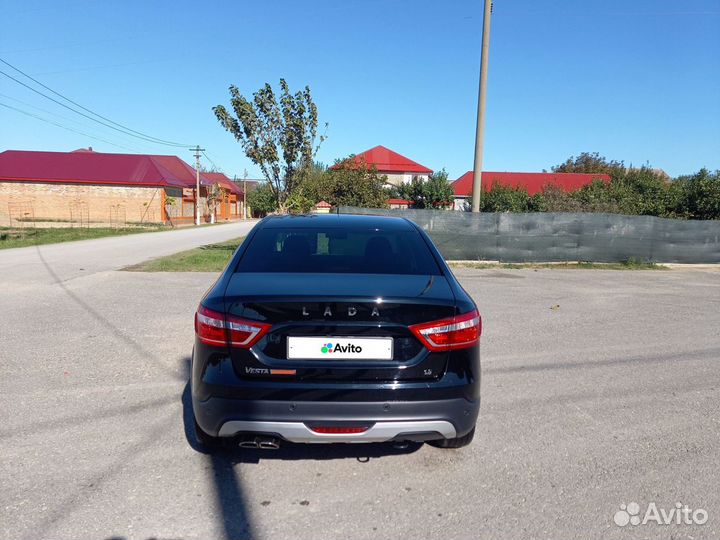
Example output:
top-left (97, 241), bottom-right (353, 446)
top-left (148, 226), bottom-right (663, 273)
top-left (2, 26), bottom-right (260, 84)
top-left (192, 213), bottom-right (481, 450)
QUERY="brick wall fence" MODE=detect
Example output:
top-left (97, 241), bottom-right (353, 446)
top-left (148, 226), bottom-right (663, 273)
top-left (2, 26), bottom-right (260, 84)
top-left (0, 182), bottom-right (166, 226)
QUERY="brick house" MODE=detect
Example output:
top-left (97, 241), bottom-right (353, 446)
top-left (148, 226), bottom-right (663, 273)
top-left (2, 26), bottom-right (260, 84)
top-left (450, 170), bottom-right (611, 210)
top-left (330, 145), bottom-right (433, 187)
top-left (0, 149), bottom-right (242, 225)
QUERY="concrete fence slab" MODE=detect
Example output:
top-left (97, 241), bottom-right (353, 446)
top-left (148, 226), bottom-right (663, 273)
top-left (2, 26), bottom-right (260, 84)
top-left (338, 207), bottom-right (720, 263)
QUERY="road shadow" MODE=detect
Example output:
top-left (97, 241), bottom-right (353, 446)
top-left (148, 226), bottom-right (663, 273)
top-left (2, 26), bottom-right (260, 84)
top-left (179, 346), bottom-right (427, 536)
top-left (0, 393), bottom-right (177, 440)
top-left (179, 358), bottom-right (254, 539)
top-left (36, 246), bottom-right (185, 382)
top-left (484, 346), bottom-right (720, 376)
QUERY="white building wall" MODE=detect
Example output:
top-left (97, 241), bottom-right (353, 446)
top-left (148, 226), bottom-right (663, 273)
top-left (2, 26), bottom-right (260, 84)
top-left (453, 196), bottom-right (469, 211)
top-left (382, 172), bottom-right (430, 187)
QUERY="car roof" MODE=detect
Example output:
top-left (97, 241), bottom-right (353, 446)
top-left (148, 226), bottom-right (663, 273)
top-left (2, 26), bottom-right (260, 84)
top-left (260, 213), bottom-right (416, 230)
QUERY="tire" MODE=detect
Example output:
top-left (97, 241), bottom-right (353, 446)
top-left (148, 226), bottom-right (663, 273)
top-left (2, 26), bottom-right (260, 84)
top-left (194, 418), bottom-right (223, 450)
top-left (427, 427), bottom-right (475, 449)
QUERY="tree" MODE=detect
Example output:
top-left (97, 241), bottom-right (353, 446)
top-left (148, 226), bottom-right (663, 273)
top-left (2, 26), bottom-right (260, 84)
top-left (205, 183), bottom-right (223, 223)
top-left (674, 169), bottom-right (720, 220)
top-left (552, 152), bottom-right (625, 178)
top-left (423, 169), bottom-right (455, 208)
top-left (396, 169), bottom-right (454, 209)
top-left (551, 154), bottom-right (683, 216)
top-left (288, 161), bottom-right (328, 213)
top-left (164, 195), bottom-right (178, 227)
top-left (213, 79), bottom-right (325, 212)
top-left (299, 158), bottom-right (389, 209)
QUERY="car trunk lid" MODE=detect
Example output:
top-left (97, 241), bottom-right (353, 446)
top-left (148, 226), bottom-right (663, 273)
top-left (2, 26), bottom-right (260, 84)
top-left (224, 272), bottom-right (455, 382)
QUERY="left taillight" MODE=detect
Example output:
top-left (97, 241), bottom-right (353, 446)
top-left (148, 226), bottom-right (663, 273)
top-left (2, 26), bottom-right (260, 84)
top-left (195, 305), bottom-right (271, 349)
top-left (409, 309), bottom-right (482, 352)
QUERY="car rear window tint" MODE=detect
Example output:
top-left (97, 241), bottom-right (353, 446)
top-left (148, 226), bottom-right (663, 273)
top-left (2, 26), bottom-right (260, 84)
top-left (236, 228), bottom-right (441, 275)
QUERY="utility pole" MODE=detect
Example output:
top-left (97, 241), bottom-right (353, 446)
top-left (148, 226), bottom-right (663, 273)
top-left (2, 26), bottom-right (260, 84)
top-left (233, 174), bottom-right (238, 218)
top-left (242, 169), bottom-right (248, 220)
top-left (190, 145), bottom-right (205, 225)
top-left (471, 0), bottom-right (492, 212)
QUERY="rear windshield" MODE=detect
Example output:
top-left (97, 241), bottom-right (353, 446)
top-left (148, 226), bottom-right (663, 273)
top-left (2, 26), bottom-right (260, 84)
top-left (236, 227), bottom-right (441, 275)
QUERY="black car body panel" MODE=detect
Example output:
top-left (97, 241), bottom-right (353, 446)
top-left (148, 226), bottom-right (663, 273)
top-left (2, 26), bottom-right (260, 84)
top-left (192, 214), bottom-right (480, 445)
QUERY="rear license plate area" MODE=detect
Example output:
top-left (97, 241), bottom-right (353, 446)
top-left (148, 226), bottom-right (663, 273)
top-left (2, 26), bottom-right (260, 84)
top-left (287, 336), bottom-right (393, 360)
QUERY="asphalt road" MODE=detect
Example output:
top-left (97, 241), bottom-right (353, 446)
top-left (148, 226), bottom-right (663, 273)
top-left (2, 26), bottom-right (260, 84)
top-left (1, 232), bottom-right (719, 540)
top-left (0, 220), bottom-right (257, 284)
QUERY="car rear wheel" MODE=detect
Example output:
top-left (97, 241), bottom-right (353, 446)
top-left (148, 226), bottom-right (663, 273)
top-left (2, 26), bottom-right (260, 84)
top-left (427, 426), bottom-right (475, 449)
top-left (194, 418), bottom-right (223, 450)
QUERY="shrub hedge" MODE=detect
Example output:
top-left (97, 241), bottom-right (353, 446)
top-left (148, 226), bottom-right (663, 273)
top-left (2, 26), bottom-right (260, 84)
top-left (474, 168), bottom-right (719, 219)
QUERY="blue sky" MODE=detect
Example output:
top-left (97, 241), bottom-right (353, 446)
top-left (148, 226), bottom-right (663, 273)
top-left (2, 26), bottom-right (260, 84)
top-left (1, 0), bottom-right (718, 180)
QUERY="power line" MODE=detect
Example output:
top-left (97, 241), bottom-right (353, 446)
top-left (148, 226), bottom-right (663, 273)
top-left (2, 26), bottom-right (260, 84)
top-left (201, 150), bottom-right (221, 172)
top-left (0, 57), bottom-right (193, 148)
top-left (0, 57), bottom-right (190, 147)
top-left (0, 101), bottom-right (139, 151)
top-left (0, 91), bottom-right (154, 151)
top-left (0, 67), bottom-right (188, 148)
top-left (0, 91), bottom-right (89, 123)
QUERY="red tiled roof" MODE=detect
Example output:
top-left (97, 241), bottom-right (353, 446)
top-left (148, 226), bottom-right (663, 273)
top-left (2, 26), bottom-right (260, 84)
top-left (387, 198), bottom-right (412, 205)
top-left (330, 145), bottom-right (432, 174)
top-left (0, 149), bottom-right (207, 189)
top-left (315, 200), bottom-right (332, 208)
top-left (201, 172), bottom-right (243, 195)
top-left (451, 171), bottom-right (611, 196)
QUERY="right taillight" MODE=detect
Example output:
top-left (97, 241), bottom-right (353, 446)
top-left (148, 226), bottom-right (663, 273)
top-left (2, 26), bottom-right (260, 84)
top-left (409, 309), bottom-right (481, 351)
top-left (195, 305), bottom-right (271, 349)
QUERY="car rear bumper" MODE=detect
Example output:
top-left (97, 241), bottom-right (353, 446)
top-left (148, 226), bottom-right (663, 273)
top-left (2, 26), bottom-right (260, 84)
top-left (193, 396), bottom-right (480, 442)
top-left (218, 420), bottom-right (457, 443)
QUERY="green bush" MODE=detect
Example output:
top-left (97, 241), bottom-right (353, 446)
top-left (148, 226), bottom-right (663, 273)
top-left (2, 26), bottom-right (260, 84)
top-left (546, 153), bottom-right (720, 219)
top-left (537, 184), bottom-right (581, 212)
top-left (285, 190), bottom-right (316, 214)
top-left (393, 169), bottom-right (454, 209)
top-left (674, 169), bottom-right (720, 220)
top-left (571, 179), bottom-right (622, 213)
top-left (479, 182), bottom-right (538, 212)
top-left (246, 182), bottom-right (278, 215)
top-left (466, 167), bottom-right (719, 220)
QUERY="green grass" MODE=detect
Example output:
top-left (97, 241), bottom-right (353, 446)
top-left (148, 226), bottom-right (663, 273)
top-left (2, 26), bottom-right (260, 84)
top-left (126, 237), bottom-right (245, 272)
top-left (449, 258), bottom-right (667, 270)
top-left (0, 225), bottom-right (169, 250)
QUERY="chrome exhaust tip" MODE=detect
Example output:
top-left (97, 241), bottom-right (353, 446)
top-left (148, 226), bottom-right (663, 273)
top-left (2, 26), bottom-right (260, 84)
top-left (238, 436), bottom-right (279, 449)
top-left (258, 439), bottom-right (280, 450)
